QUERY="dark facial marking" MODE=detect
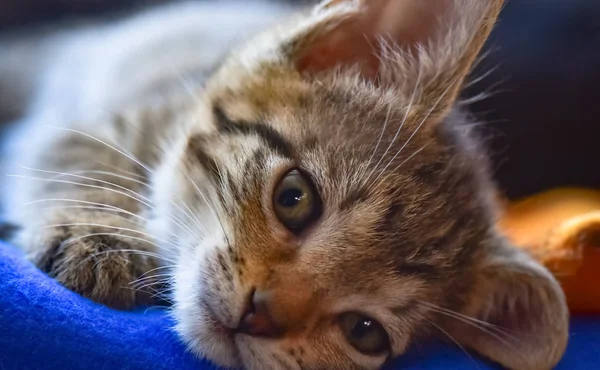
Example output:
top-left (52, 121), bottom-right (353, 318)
top-left (413, 161), bottom-right (446, 184)
top-left (188, 135), bottom-right (221, 183)
top-left (213, 105), bottom-right (294, 158)
top-left (243, 149), bottom-right (267, 177)
top-left (394, 262), bottom-right (439, 279)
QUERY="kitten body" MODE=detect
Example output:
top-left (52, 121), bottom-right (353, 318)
top-left (1, 1), bottom-right (568, 369)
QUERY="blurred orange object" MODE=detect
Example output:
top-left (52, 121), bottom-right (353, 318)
top-left (498, 188), bottom-right (600, 313)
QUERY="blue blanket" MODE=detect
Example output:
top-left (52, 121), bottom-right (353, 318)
top-left (0, 240), bottom-right (598, 370)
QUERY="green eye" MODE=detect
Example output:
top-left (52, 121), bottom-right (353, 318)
top-left (273, 169), bottom-right (321, 232)
top-left (339, 312), bottom-right (390, 355)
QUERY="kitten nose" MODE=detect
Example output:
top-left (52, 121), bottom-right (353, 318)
top-left (237, 289), bottom-right (284, 337)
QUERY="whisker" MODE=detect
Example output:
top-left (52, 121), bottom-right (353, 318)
top-left (188, 161), bottom-right (227, 237)
top-left (59, 233), bottom-right (176, 264)
top-left (43, 223), bottom-right (179, 253)
top-left (10, 174), bottom-right (154, 209)
top-left (57, 169), bottom-right (151, 188)
top-left (149, 288), bottom-right (174, 301)
top-left (421, 316), bottom-right (480, 370)
top-left (130, 272), bottom-right (174, 287)
top-left (372, 145), bottom-right (427, 185)
top-left (108, 117), bottom-right (208, 236)
top-left (95, 160), bottom-right (147, 180)
top-left (419, 301), bottom-right (530, 337)
top-left (372, 81), bottom-right (456, 185)
top-left (41, 205), bottom-right (146, 226)
top-left (26, 191), bottom-right (201, 243)
top-left (133, 264), bottom-right (178, 281)
top-left (51, 247), bottom-right (177, 280)
top-left (364, 103), bottom-right (393, 178)
top-left (21, 166), bottom-right (151, 203)
top-left (420, 305), bottom-right (528, 355)
top-left (364, 67), bottom-right (422, 185)
top-left (132, 277), bottom-right (175, 292)
top-left (45, 126), bottom-right (154, 174)
top-left (45, 117), bottom-right (207, 246)
top-left (30, 198), bottom-right (137, 213)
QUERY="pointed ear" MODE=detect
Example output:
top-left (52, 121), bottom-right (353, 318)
top-left (292, 0), bottom-right (503, 115)
top-left (447, 242), bottom-right (569, 370)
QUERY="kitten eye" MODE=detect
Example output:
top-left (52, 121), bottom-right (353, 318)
top-left (339, 312), bottom-right (390, 355)
top-left (273, 169), bottom-right (321, 232)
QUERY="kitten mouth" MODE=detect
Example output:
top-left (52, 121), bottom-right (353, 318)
top-left (203, 306), bottom-right (243, 365)
top-left (203, 300), bottom-right (237, 335)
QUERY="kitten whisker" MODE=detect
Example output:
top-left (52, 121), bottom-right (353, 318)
top-left (191, 160), bottom-right (229, 245)
top-left (10, 174), bottom-right (154, 209)
top-left (45, 126), bottom-right (154, 174)
top-left (32, 126), bottom-right (205, 236)
top-left (24, 182), bottom-right (202, 242)
top-left (130, 272), bottom-right (175, 287)
top-left (149, 290), bottom-right (173, 302)
top-left (28, 199), bottom-right (158, 235)
top-left (51, 246), bottom-right (176, 281)
top-left (120, 284), bottom-right (173, 301)
top-left (419, 303), bottom-right (529, 355)
top-left (420, 316), bottom-right (481, 370)
top-left (95, 160), bottom-right (147, 180)
top-left (363, 66), bottom-right (422, 185)
top-left (371, 145), bottom-right (427, 186)
top-left (111, 115), bottom-right (208, 236)
top-left (134, 264), bottom-right (179, 281)
top-left (130, 278), bottom-right (173, 290)
top-left (43, 222), bottom-right (179, 253)
top-left (364, 102), bottom-right (393, 174)
top-left (21, 166), bottom-right (152, 203)
top-left (418, 301), bottom-right (547, 339)
top-left (59, 233), bottom-right (176, 264)
top-left (372, 80), bottom-right (457, 185)
top-left (57, 169), bottom-right (152, 188)
top-left (41, 205), bottom-right (146, 225)
top-left (130, 278), bottom-right (174, 294)
top-left (170, 193), bottom-right (208, 235)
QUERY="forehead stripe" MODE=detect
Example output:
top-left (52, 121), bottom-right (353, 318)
top-left (213, 105), bottom-right (294, 159)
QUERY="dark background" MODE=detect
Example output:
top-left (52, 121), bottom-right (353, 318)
top-left (0, 0), bottom-right (598, 199)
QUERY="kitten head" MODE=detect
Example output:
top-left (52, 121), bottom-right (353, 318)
top-left (154, 0), bottom-right (568, 369)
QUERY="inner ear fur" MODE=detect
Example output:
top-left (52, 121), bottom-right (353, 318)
top-left (292, 0), bottom-right (505, 119)
top-left (446, 241), bottom-right (569, 370)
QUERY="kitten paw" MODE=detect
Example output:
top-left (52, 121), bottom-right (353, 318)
top-left (19, 220), bottom-right (161, 310)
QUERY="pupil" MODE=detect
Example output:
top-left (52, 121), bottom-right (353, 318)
top-left (352, 319), bottom-right (372, 338)
top-left (278, 188), bottom-right (304, 208)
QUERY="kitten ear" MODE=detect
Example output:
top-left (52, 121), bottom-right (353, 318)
top-left (447, 242), bottom-right (569, 370)
top-left (293, 0), bottom-right (503, 113)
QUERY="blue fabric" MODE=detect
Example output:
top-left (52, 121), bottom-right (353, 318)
top-left (0, 240), bottom-right (598, 370)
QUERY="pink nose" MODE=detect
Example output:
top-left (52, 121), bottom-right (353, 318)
top-left (237, 289), bottom-right (284, 338)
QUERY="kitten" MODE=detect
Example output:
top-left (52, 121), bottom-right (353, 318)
top-left (1, 0), bottom-right (569, 369)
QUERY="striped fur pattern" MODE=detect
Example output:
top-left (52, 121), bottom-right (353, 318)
top-left (1, 1), bottom-right (568, 369)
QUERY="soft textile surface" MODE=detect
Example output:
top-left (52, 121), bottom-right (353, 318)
top-left (0, 241), bottom-right (598, 370)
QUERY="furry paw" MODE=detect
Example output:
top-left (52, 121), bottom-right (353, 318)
top-left (17, 215), bottom-right (162, 310)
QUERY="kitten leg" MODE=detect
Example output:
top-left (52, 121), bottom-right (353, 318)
top-left (8, 122), bottom-right (163, 310)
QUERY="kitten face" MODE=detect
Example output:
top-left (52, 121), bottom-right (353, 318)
top-left (152, 1), bottom-right (568, 369)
